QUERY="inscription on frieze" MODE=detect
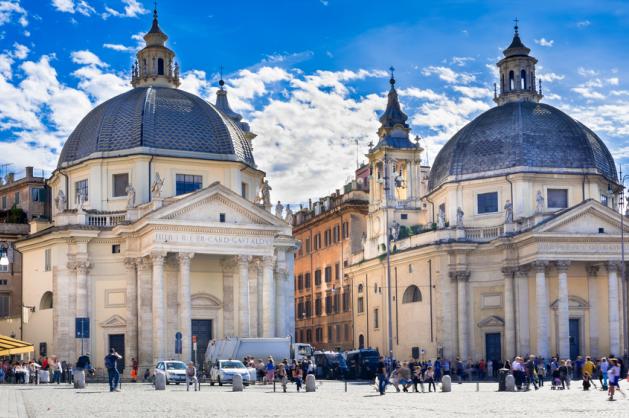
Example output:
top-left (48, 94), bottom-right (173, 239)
top-left (154, 232), bottom-right (273, 248)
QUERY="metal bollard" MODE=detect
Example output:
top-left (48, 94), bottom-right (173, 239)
top-left (273, 380), bottom-right (276, 392)
top-left (345, 380), bottom-right (347, 392)
top-left (476, 381), bottom-right (479, 392)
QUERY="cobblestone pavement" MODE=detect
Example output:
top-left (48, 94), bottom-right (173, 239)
top-left (2, 380), bottom-right (629, 417)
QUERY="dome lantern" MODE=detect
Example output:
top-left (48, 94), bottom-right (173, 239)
top-left (494, 20), bottom-right (543, 106)
top-left (131, 5), bottom-right (180, 89)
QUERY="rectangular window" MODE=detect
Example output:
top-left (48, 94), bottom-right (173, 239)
top-left (0, 294), bottom-right (9, 317)
top-left (341, 222), bottom-right (347, 239)
top-left (219, 213), bottom-right (226, 223)
top-left (335, 324), bottom-right (341, 342)
top-left (325, 294), bottom-right (332, 314)
top-left (334, 293), bottom-right (340, 313)
top-left (297, 274), bottom-right (303, 290)
top-left (44, 249), bottom-right (51, 272)
top-left (297, 301), bottom-right (304, 319)
top-left (0, 280), bottom-right (7, 286)
top-left (327, 325), bottom-right (333, 342)
top-left (316, 327), bottom-right (323, 342)
top-left (175, 174), bottom-right (202, 195)
top-left (0, 248), bottom-right (7, 273)
top-left (305, 238), bottom-right (311, 254)
top-left (601, 195), bottom-right (609, 207)
top-left (344, 323), bottom-right (349, 341)
top-left (401, 213), bottom-right (408, 220)
top-left (241, 182), bottom-right (248, 199)
top-left (315, 297), bottom-right (322, 316)
top-left (31, 188), bottom-right (46, 202)
top-left (374, 308), bottom-right (379, 329)
top-left (75, 179), bottom-right (88, 202)
top-left (305, 273), bottom-right (311, 288)
top-left (2, 196), bottom-right (7, 209)
top-left (112, 244), bottom-right (121, 254)
top-left (547, 189), bottom-right (568, 209)
top-left (342, 286), bottom-right (350, 311)
top-left (305, 298), bottom-right (312, 317)
top-left (324, 266), bottom-right (332, 283)
top-left (306, 329), bottom-right (312, 343)
top-left (314, 269), bottom-right (322, 286)
top-left (14, 191), bottom-right (19, 205)
top-left (477, 192), bottom-right (498, 214)
top-left (335, 263), bottom-right (340, 280)
top-left (357, 297), bottom-right (364, 313)
top-left (112, 173), bottom-right (129, 197)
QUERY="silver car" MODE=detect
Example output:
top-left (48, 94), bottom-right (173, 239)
top-left (155, 360), bottom-right (188, 385)
top-left (209, 360), bottom-right (250, 386)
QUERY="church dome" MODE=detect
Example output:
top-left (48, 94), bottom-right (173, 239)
top-left (57, 86), bottom-right (255, 168)
top-left (428, 101), bottom-right (617, 191)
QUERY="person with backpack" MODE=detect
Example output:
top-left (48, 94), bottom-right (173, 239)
top-left (104, 348), bottom-right (122, 392)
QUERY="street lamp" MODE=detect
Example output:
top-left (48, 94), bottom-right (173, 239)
top-left (616, 168), bottom-right (629, 356)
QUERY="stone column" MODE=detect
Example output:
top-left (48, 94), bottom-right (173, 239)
top-left (556, 260), bottom-right (571, 359)
top-left (262, 256), bottom-right (276, 337)
top-left (56, 261), bottom-right (73, 362)
top-left (501, 267), bottom-right (517, 361)
top-left (586, 265), bottom-right (600, 357)
top-left (515, 266), bottom-right (530, 356)
top-left (151, 252), bottom-right (166, 363)
top-left (177, 253), bottom-right (194, 361)
top-left (607, 261), bottom-right (621, 355)
top-left (275, 264), bottom-right (286, 337)
top-left (238, 256), bottom-right (251, 337)
top-left (534, 261), bottom-right (550, 359)
top-left (450, 271), bottom-right (470, 360)
top-left (249, 262), bottom-right (259, 337)
top-left (124, 258), bottom-right (138, 370)
top-left (285, 249), bottom-right (296, 339)
top-left (75, 260), bottom-right (91, 356)
top-left (137, 258), bottom-right (152, 369)
top-left (221, 258), bottom-right (237, 337)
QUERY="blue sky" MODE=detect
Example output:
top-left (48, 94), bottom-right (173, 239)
top-left (1, 0), bottom-right (628, 202)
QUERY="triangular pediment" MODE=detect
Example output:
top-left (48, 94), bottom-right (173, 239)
top-left (536, 200), bottom-right (628, 235)
top-left (477, 315), bottom-right (504, 328)
top-left (148, 182), bottom-right (287, 228)
top-left (100, 314), bottom-right (127, 328)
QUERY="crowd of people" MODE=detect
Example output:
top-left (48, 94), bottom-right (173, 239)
top-left (241, 356), bottom-right (316, 392)
top-left (0, 355), bottom-right (67, 384)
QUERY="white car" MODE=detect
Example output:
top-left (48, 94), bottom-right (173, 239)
top-left (209, 360), bottom-right (250, 386)
top-left (155, 360), bottom-right (188, 385)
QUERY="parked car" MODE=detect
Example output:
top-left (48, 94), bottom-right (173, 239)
top-left (155, 360), bottom-right (187, 385)
top-left (209, 360), bottom-right (250, 386)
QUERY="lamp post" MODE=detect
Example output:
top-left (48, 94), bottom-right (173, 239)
top-left (617, 168), bottom-right (629, 356)
top-left (380, 152), bottom-right (394, 363)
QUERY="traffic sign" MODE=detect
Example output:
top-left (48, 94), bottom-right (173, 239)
top-left (75, 318), bottom-right (89, 338)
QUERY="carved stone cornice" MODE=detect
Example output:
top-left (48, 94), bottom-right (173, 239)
top-left (586, 264), bottom-right (599, 278)
top-left (555, 260), bottom-right (571, 273)
top-left (448, 270), bottom-right (470, 282)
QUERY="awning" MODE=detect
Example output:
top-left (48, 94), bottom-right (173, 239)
top-left (0, 335), bottom-right (34, 356)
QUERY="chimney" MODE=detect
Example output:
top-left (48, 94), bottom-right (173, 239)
top-left (25, 167), bottom-right (33, 178)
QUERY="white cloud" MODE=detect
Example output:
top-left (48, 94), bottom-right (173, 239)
top-left (577, 20), bottom-right (591, 28)
top-left (102, 0), bottom-right (148, 19)
top-left (103, 43), bottom-right (133, 52)
top-left (0, 0), bottom-right (28, 27)
top-left (534, 38), bottom-right (554, 47)
top-left (537, 72), bottom-right (565, 82)
top-left (70, 50), bottom-right (106, 67)
top-left (450, 56), bottom-right (474, 67)
top-left (571, 86), bottom-right (605, 100)
top-left (577, 67), bottom-right (599, 77)
top-left (51, 0), bottom-right (94, 16)
top-left (12, 42), bottom-right (28, 59)
top-left (607, 77), bottom-right (620, 86)
top-left (421, 66), bottom-right (475, 84)
top-left (451, 85), bottom-right (489, 99)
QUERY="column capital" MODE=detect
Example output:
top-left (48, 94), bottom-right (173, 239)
top-left (532, 261), bottom-right (549, 273)
top-left (76, 260), bottom-right (90, 274)
top-left (501, 266), bottom-right (518, 276)
top-left (124, 257), bottom-right (137, 271)
top-left (516, 265), bottom-right (531, 277)
top-left (607, 261), bottom-right (622, 273)
top-left (448, 270), bottom-right (470, 282)
top-left (586, 264), bottom-right (600, 277)
top-left (237, 255), bottom-right (252, 267)
top-left (150, 251), bottom-right (166, 265)
top-left (555, 260), bottom-right (571, 273)
top-left (136, 256), bottom-right (150, 271)
top-left (177, 252), bottom-right (195, 265)
top-left (262, 255), bottom-right (276, 269)
top-left (221, 256), bottom-right (238, 273)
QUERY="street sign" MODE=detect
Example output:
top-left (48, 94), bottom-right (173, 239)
top-left (175, 331), bottom-right (182, 354)
top-left (75, 318), bottom-right (89, 338)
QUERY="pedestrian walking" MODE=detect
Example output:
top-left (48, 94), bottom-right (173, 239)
top-left (104, 348), bottom-right (122, 392)
top-left (277, 364), bottom-right (288, 392)
top-left (608, 358), bottom-right (626, 401)
top-left (525, 355), bottom-right (538, 391)
top-left (265, 356), bottom-right (275, 384)
top-left (425, 366), bottom-right (437, 392)
top-left (292, 363), bottom-right (303, 392)
top-left (376, 356), bottom-right (387, 395)
top-left (600, 357), bottom-right (609, 390)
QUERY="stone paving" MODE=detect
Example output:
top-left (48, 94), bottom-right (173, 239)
top-left (1, 380), bottom-right (629, 417)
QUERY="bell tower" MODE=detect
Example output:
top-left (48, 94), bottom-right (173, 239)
top-left (131, 6), bottom-right (180, 89)
top-left (494, 20), bottom-right (543, 106)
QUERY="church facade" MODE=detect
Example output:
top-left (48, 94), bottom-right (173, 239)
top-left (17, 10), bottom-right (296, 370)
top-left (348, 26), bottom-right (627, 364)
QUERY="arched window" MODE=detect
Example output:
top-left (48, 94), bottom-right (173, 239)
top-left (357, 284), bottom-right (363, 293)
top-left (509, 70), bottom-right (515, 91)
top-left (157, 58), bottom-right (164, 75)
top-left (520, 69), bottom-right (527, 90)
top-left (358, 334), bottom-right (365, 349)
top-left (500, 74), bottom-right (505, 92)
top-left (402, 285), bottom-right (422, 303)
top-left (40, 291), bottom-right (53, 310)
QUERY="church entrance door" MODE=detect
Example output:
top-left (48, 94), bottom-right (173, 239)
top-left (191, 319), bottom-right (212, 370)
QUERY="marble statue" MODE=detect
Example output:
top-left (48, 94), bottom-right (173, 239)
top-left (456, 207), bottom-right (464, 229)
top-left (437, 206), bottom-right (446, 229)
top-left (125, 183), bottom-right (136, 208)
top-left (390, 220), bottom-right (400, 241)
top-left (151, 172), bottom-right (164, 199)
top-left (55, 190), bottom-right (66, 211)
top-left (536, 190), bottom-right (545, 214)
top-left (275, 200), bottom-right (284, 218)
top-left (285, 204), bottom-right (294, 225)
top-left (504, 200), bottom-right (514, 224)
top-left (77, 189), bottom-right (86, 210)
top-left (260, 180), bottom-right (272, 207)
